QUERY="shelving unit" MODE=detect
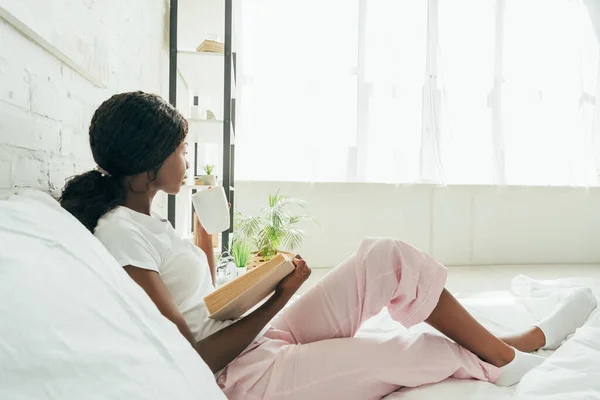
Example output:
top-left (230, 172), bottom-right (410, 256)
top-left (177, 49), bottom-right (224, 56)
top-left (168, 0), bottom-right (236, 254)
top-left (187, 118), bottom-right (224, 124)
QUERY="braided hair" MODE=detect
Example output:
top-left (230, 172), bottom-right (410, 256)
top-left (59, 91), bottom-right (188, 232)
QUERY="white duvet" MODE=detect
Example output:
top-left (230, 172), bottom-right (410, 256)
top-left (362, 276), bottom-right (600, 400)
top-left (0, 190), bottom-right (226, 399)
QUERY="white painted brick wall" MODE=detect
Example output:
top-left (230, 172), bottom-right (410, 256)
top-left (0, 0), bottom-right (170, 200)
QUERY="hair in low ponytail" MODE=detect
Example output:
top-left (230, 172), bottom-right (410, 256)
top-left (59, 91), bottom-right (187, 232)
top-left (60, 170), bottom-right (126, 232)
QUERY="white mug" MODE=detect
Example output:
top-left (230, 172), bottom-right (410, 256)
top-left (192, 186), bottom-right (230, 234)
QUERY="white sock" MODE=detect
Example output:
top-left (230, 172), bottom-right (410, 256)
top-left (494, 349), bottom-right (545, 387)
top-left (537, 288), bottom-right (597, 350)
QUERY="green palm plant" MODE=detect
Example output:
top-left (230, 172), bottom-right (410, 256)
top-left (235, 190), bottom-right (317, 259)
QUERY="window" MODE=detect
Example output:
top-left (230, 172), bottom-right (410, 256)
top-left (236, 0), bottom-right (600, 185)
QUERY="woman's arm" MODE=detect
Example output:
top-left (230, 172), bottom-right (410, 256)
top-left (124, 266), bottom-right (196, 343)
top-left (193, 213), bottom-right (216, 285)
top-left (196, 288), bottom-right (290, 372)
top-left (123, 257), bottom-right (311, 373)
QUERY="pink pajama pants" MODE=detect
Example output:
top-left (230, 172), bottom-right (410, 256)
top-left (218, 238), bottom-right (501, 400)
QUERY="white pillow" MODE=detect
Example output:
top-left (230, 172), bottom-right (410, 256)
top-left (0, 190), bottom-right (226, 400)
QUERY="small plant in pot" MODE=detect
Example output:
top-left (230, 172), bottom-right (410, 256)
top-left (196, 164), bottom-right (217, 186)
top-left (230, 239), bottom-right (253, 276)
top-left (235, 190), bottom-right (317, 268)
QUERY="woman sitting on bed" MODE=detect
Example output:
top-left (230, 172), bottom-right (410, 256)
top-left (59, 91), bottom-right (596, 400)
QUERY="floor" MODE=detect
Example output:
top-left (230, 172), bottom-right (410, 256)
top-left (297, 264), bottom-right (600, 296)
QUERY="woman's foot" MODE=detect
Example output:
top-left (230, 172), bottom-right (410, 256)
top-left (494, 348), bottom-right (545, 387)
top-left (537, 288), bottom-right (596, 350)
top-left (501, 288), bottom-right (596, 352)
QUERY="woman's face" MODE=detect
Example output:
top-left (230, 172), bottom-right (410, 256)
top-left (154, 141), bottom-right (189, 194)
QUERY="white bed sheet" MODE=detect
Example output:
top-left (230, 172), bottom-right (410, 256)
top-left (354, 276), bottom-right (600, 400)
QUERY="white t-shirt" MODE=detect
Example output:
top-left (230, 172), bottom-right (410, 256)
top-left (94, 206), bottom-right (236, 342)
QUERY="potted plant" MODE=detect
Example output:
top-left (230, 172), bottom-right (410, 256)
top-left (230, 239), bottom-right (253, 276)
top-left (196, 164), bottom-right (217, 186)
top-left (235, 190), bottom-right (317, 268)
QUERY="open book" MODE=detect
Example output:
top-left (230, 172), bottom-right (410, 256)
top-left (204, 253), bottom-right (295, 321)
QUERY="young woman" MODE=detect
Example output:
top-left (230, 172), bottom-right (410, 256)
top-left (60, 91), bottom-right (596, 400)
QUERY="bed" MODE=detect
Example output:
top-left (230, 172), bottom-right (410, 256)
top-left (1, 189), bottom-right (598, 399)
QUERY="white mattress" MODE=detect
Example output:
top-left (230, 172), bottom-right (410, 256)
top-left (353, 276), bottom-right (600, 400)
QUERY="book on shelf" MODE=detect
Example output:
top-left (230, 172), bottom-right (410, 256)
top-left (196, 39), bottom-right (225, 53)
top-left (204, 253), bottom-right (295, 320)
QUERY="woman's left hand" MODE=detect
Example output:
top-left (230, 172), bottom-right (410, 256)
top-left (197, 254), bottom-right (306, 373)
top-left (276, 255), bottom-right (312, 298)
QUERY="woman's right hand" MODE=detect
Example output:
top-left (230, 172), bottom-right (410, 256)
top-left (276, 255), bottom-right (312, 298)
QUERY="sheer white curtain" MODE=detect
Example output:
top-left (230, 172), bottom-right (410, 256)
top-left (499, 0), bottom-right (598, 185)
top-left (236, 0), bottom-right (600, 185)
top-left (362, 1), bottom-right (430, 183)
top-left (235, 0), bottom-right (358, 182)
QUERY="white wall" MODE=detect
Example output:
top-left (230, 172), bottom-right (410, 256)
top-left (0, 0), bottom-right (170, 212)
top-left (235, 181), bottom-right (600, 268)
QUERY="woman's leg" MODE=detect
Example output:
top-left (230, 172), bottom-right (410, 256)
top-left (224, 333), bottom-right (500, 400)
top-left (271, 238), bottom-right (449, 342)
top-left (501, 328), bottom-right (546, 353)
top-left (425, 288), bottom-right (544, 365)
top-left (428, 286), bottom-right (597, 355)
top-left (272, 238), bottom-right (534, 365)
top-left (271, 238), bottom-right (593, 385)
